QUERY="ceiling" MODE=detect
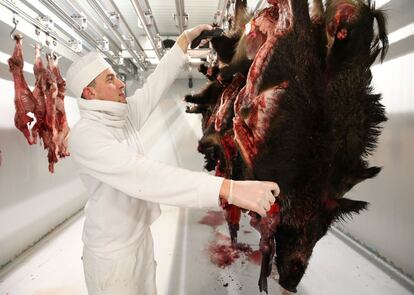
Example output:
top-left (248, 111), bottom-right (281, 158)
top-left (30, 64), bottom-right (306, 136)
top-left (1, 0), bottom-right (393, 80)
top-left (0, 0), bottom-right (261, 79)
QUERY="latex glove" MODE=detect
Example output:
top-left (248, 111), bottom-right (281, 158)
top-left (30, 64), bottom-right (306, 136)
top-left (227, 180), bottom-right (280, 217)
top-left (184, 24), bottom-right (213, 43)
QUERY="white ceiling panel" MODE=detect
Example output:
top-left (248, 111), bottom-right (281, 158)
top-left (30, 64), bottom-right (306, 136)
top-left (148, 0), bottom-right (184, 36)
top-left (147, 0), bottom-right (219, 36)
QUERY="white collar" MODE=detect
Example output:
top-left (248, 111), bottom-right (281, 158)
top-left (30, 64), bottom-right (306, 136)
top-left (77, 98), bottom-right (128, 128)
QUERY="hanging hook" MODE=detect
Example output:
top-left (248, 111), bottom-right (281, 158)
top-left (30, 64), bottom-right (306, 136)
top-left (30, 27), bottom-right (44, 57)
top-left (35, 27), bottom-right (42, 45)
top-left (43, 32), bottom-right (52, 56)
top-left (45, 32), bottom-right (50, 47)
top-left (50, 37), bottom-right (59, 60)
top-left (10, 14), bottom-right (21, 40)
top-left (32, 27), bottom-right (43, 51)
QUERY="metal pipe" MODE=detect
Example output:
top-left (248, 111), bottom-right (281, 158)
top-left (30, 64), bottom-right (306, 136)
top-left (32, 0), bottom-right (133, 73)
top-left (130, 0), bottom-right (163, 60)
top-left (142, 0), bottom-right (161, 34)
top-left (1, 0), bottom-right (80, 55)
top-left (174, 0), bottom-right (185, 33)
top-left (107, 0), bottom-right (145, 54)
top-left (87, 0), bottom-right (146, 70)
top-left (216, 0), bottom-right (229, 27)
top-left (43, 0), bottom-right (113, 51)
top-left (58, 0), bottom-right (130, 66)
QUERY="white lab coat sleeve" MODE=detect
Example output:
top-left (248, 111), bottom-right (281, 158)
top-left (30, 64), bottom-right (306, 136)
top-left (126, 43), bottom-right (188, 130)
top-left (69, 124), bottom-right (223, 209)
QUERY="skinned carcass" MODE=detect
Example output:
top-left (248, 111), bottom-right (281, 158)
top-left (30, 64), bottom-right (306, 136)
top-left (8, 35), bottom-right (36, 145)
top-left (31, 44), bottom-right (47, 143)
top-left (36, 52), bottom-right (70, 173)
top-left (39, 52), bottom-right (59, 173)
top-left (8, 37), bottom-right (70, 173)
top-left (48, 54), bottom-right (70, 159)
top-left (32, 45), bottom-right (60, 173)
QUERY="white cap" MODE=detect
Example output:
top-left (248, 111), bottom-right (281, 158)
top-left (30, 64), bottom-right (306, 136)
top-left (66, 51), bottom-right (111, 98)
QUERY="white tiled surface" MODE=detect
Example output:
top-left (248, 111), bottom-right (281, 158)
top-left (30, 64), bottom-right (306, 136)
top-left (0, 207), bottom-right (412, 295)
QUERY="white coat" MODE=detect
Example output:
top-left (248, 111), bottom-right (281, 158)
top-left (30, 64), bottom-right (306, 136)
top-left (68, 43), bottom-right (223, 294)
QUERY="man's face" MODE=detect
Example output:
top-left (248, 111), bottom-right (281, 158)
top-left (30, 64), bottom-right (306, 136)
top-left (84, 68), bottom-right (126, 103)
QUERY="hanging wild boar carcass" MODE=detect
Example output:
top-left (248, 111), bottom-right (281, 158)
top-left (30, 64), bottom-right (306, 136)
top-left (186, 0), bottom-right (388, 293)
top-left (234, 0), bottom-right (388, 292)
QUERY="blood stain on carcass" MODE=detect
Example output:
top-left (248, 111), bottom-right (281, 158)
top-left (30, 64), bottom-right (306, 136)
top-left (243, 230), bottom-right (252, 234)
top-left (199, 210), bottom-right (225, 229)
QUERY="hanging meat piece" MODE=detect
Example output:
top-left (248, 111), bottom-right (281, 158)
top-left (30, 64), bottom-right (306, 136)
top-left (32, 49), bottom-right (59, 173)
top-left (32, 48), bottom-right (69, 172)
top-left (42, 54), bottom-right (60, 173)
top-left (8, 36), bottom-right (69, 172)
top-left (48, 54), bottom-right (70, 158)
top-left (32, 44), bottom-right (47, 144)
top-left (31, 46), bottom-right (58, 173)
top-left (8, 35), bottom-right (36, 145)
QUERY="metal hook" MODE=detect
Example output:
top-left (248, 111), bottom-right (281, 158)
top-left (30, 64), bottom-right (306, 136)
top-left (50, 37), bottom-right (58, 59)
top-left (33, 27), bottom-right (43, 49)
top-left (45, 32), bottom-right (51, 47)
top-left (35, 27), bottom-right (41, 41)
top-left (10, 15), bottom-right (20, 40)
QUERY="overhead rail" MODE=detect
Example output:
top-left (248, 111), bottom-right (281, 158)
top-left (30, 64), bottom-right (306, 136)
top-left (55, 0), bottom-right (138, 72)
top-left (174, 0), bottom-right (187, 34)
top-left (86, 0), bottom-right (147, 70)
top-left (214, 0), bottom-right (229, 27)
top-left (30, 0), bottom-right (134, 73)
top-left (130, 0), bottom-right (163, 60)
top-left (107, 0), bottom-right (147, 59)
top-left (142, 0), bottom-right (161, 34)
top-left (1, 0), bottom-right (80, 56)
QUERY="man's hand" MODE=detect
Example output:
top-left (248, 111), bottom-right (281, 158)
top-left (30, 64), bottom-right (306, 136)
top-left (220, 179), bottom-right (280, 217)
top-left (184, 24), bottom-right (213, 43)
top-left (177, 24), bottom-right (213, 53)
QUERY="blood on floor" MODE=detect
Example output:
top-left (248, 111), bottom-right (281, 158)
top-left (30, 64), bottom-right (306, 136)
top-left (207, 231), bottom-right (262, 268)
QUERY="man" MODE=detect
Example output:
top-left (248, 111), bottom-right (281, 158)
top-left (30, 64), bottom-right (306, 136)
top-left (67, 24), bottom-right (279, 295)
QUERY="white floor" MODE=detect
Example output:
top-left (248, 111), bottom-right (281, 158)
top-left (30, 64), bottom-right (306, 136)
top-left (0, 207), bottom-right (412, 295)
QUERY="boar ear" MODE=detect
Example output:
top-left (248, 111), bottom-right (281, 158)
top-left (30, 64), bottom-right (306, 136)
top-left (324, 198), bottom-right (369, 218)
top-left (353, 166), bottom-right (382, 183)
top-left (339, 166), bottom-right (382, 194)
